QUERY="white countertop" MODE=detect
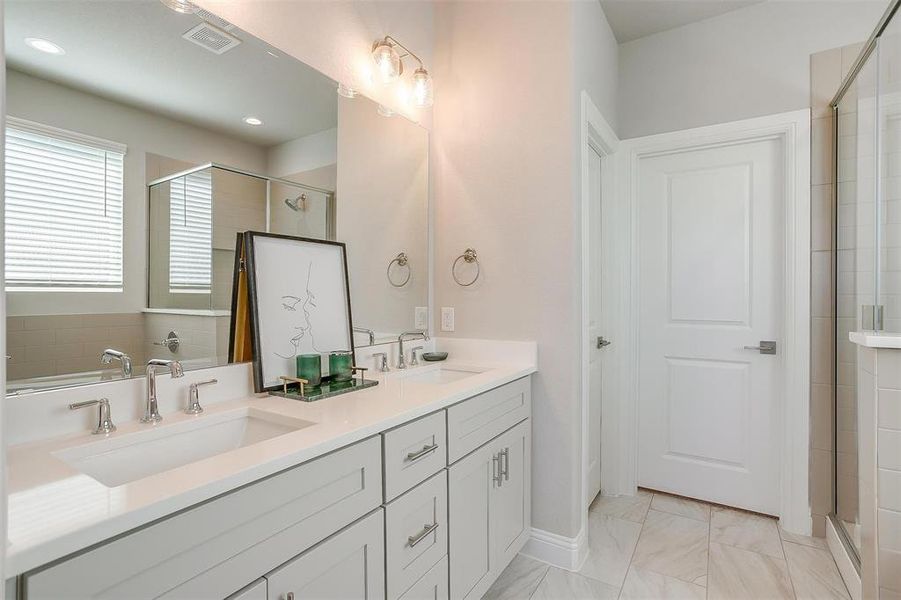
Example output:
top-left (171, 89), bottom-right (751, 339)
top-left (849, 331), bottom-right (901, 349)
top-left (5, 359), bottom-right (536, 576)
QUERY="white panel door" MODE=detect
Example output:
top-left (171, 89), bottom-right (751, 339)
top-left (637, 138), bottom-right (783, 515)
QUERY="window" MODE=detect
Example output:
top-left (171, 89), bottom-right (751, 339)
top-left (4, 118), bottom-right (125, 291)
top-left (168, 169), bottom-right (212, 293)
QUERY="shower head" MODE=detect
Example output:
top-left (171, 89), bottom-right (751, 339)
top-left (284, 193), bottom-right (307, 212)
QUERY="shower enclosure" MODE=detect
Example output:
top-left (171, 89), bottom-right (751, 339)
top-left (832, 0), bottom-right (901, 565)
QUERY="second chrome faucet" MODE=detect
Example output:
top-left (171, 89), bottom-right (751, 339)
top-left (142, 359), bottom-right (184, 424)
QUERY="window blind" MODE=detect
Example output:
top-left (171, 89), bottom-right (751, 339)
top-left (169, 170), bottom-right (212, 293)
top-left (4, 119), bottom-right (125, 291)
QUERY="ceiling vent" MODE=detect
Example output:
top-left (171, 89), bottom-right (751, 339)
top-left (182, 22), bottom-right (241, 55)
top-left (194, 9), bottom-right (236, 32)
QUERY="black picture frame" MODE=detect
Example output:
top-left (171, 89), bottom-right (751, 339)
top-left (242, 231), bottom-right (355, 393)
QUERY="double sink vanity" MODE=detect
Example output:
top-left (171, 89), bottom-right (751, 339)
top-left (5, 347), bottom-right (536, 600)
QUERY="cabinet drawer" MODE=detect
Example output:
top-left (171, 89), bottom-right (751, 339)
top-left (447, 377), bottom-right (530, 463)
top-left (266, 509), bottom-right (385, 600)
top-left (384, 411), bottom-right (447, 501)
top-left (398, 556), bottom-right (449, 600)
top-left (226, 578), bottom-right (267, 600)
top-left (24, 436), bottom-right (383, 600)
top-left (386, 471), bottom-right (448, 599)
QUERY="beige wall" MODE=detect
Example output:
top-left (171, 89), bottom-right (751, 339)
top-left (433, 1), bottom-right (583, 538)
top-left (337, 94), bottom-right (429, 338)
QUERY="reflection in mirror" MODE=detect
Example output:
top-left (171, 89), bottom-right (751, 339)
top-left (4, 0), bottom-right (429, 395)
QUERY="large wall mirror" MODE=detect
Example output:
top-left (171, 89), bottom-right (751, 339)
top-left (4, 0), bottom-right (429, 394)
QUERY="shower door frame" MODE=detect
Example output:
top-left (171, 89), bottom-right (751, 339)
top-left (828, 0), bottom-right (901, 570)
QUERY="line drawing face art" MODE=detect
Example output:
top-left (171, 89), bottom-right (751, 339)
top-left (274, 262), bottom-right (321, 359)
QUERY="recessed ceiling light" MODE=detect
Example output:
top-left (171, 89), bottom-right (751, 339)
top-left (25, 38), bottom-right (65, 55)
top-left (243, 116), bottom-right (263, 126)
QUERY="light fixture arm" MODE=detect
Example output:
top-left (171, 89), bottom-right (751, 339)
top-left (380, 35), bottom-right (425, 70)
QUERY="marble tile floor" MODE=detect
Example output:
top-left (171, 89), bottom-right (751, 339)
top-left (483, 489), bottom-right (849, 600)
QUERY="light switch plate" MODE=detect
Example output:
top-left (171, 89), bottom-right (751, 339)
top-left (414, 306), bottom-right (429, 330)
top-left (441, 307), bottom-right (455, 332)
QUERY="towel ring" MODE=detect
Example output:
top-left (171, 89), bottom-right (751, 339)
top-left (452, 248), bottom-right (480, 286)
top-left (387, 252), bottom-right (411, 287)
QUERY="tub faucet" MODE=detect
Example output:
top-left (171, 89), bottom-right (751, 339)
top-left (397, 331), bottom-right (428, 369)
top-left (142, 359), bottom-right (184, 424)
top-left (100, 348), bottom-right (133, 378)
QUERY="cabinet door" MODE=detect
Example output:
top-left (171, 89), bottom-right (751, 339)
top-left (266, 509), bottom-right (385, 600)
top-left (490, 420), bottom-right (531, 570)
top-left (448, 443), bottom-right (496, 600)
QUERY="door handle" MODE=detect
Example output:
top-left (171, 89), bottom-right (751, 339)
top-left (501, 447), bottom-right (510, 481)
top-left (596, 336), bottom-right (612, 349)
top-left (492, 453), bottom-right (503, 487)
top-left (743, 341), bottom-right (777, 355)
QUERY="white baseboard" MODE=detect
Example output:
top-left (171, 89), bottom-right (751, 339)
top-left (520, 526), bottom-right (588, 571)
top-left (827, 516), bottom-right (861, 600)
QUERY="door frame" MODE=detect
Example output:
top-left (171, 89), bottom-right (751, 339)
top-left (608, 109), bottom-right (812, 535)
top-left (578, 91), bottom-right (619, 539)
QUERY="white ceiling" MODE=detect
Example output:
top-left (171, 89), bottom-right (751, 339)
top-left (601, 0), bottom-right (766, 43)
top-left (4, 0), bottom-right (338, 147)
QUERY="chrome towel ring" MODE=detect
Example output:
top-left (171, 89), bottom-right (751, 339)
top-left (387, 252), bottom-right (411, 287)
top-left (452, 248), bottom-right (480, 286)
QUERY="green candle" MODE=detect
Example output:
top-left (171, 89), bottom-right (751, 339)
top-left (296, 354), bottom-right (322, 387)
top-left (329, 350), bottom-right (353, 382)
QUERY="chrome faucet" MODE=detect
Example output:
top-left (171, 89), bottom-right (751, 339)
top-left (100, 348), bottom-right (133, 378)
top-left (142, 359), bottom-right (184, 424)
top-left (354, 326), bottom-right (376, 346)
top-left (397, 331), bottom-right (428, 369)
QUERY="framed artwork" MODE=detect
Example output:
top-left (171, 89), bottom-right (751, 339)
top-left (243, 231), bottom-right (355, 392)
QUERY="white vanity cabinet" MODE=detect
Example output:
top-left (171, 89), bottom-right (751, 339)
top-left (12, 375), bottom-right (533, 600)
top-left (265, 509), bottom-right (386, 600)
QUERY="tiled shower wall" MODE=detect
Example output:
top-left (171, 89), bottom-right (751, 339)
top-left (810, 42), bottom-right (865, 537)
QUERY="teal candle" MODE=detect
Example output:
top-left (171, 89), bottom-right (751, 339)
top-left (296, 353), bottom-right (322, 387)
top-left (329, 350), bottom-right (353, 382)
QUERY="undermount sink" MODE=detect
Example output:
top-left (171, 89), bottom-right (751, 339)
top-left (403, 366), bottom-right (485, 385)
top-left (54, 408), bottom-right (315, 487)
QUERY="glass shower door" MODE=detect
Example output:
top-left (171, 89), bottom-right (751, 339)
top-left (835, 46), bottom-right (878, 559)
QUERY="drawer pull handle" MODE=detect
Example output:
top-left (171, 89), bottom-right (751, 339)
top-left (408, 522), bottom-right (439, 548)
top-left (406, 443), bottom-right (439, 462)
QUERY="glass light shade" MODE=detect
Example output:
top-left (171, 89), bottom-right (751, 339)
top-left (159, 0), bottom-right (198, 14)
top-left (337, 82), bottom-right (357, 99)
top-left (377, 104), bottom-right (395, 118)
top-left (372, 40), bottom-right (402, 84)
top-left (412, 68), bottom-right (434, 108)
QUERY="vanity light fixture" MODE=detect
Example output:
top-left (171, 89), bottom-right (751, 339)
top-left (370, 35), bottom-right (434, 107)
top-left (159, 0), bottom-right (198, 14)
top-left (242, 116), bottom-right (263, 126)
top-left (337, 82), bottom-right (358, 99)
top-left (25, 37), bottom-right (65, 55)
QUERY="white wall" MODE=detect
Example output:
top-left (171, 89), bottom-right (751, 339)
top-left (434, 0), bottom-right (585, 540)
top-left (618, 0), bottom-right (887, 138)
top-left (194, 0), bottom-right (435, 126)
top-left (266, 127), bottom-right (337, 179)
top-left (5, 70), bottom-right (267, 315)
